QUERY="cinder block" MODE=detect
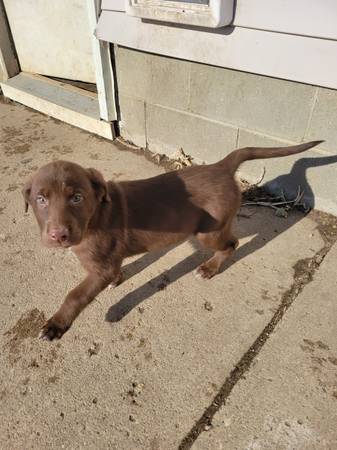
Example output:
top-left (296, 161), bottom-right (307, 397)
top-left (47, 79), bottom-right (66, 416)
top-left (148, 55), bottom-right (191, 110)
top-left (189, 63), bottom-right (315, 141)
top-left (119, 94), bottom-right (146, 148)
top-left (306, 87), bottom-right (337, 153)
top-left (238, 129), bottom-right (337, 214)
top-left (146, 104), bottom-right (238, 163)
top-left (115, 46), bottom-right (152, 99)
top-left (116, 47), bottom-right (191, 110)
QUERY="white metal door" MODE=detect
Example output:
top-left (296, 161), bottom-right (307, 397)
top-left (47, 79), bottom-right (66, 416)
top-left (3, 0), bottom-right (96, 83)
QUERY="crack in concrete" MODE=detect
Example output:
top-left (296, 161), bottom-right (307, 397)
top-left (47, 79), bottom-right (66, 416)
top-left (178, 211), bottom-right (337, 450)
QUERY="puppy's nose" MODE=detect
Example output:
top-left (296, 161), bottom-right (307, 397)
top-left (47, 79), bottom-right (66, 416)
top-left (49, 227), bottom-right (69, 242)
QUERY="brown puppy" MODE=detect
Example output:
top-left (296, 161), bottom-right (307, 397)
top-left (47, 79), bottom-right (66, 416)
top-left (23, 140), bottom-right (322, 340)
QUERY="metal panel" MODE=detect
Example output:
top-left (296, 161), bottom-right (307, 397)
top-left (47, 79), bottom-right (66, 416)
top-left (101, 0), bottom-right (125, 11)
top-left (234, 0), bottom-right (337, 40)
top-left (102, 0), bottom-right (337, 40)
top-left (96, 11), bottom-right (337, 89)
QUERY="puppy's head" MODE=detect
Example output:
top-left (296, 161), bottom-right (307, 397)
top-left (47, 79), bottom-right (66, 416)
top-left (22, 160), bottom-right (110, 248)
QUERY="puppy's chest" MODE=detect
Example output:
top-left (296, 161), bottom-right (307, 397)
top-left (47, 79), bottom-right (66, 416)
top-left (72, 236), bottom-right (120, 271)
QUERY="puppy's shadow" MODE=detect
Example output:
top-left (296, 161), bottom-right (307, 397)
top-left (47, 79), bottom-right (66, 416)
top-left (106, 154), bottom-right (337, 323)
top-left (106, 245), bottom-right (208, 322)
top-left (264, 154), bottom-right (337, 210)
top-left (121, 247), bottom-right (173, 282)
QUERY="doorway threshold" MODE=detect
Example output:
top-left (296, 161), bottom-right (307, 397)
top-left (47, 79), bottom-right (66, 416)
top-left (0, 72), bottom-right (115, 139)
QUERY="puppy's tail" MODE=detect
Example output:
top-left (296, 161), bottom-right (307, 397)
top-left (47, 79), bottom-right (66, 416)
top-left (223, 140), bottom-right (324, 175)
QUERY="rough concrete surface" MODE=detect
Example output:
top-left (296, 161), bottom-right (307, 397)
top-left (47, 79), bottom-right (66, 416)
top-left (193, 236), bottom-right (337, 450)
top-left (0, 99), bottom-right (336, 450)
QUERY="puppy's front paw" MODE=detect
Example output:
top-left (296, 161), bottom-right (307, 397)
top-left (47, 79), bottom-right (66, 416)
top-left (108, 273), bottom-right (123, 289)
top-left (195, 263), bottom-right (217, 280)
top-left (39, 317), bottom-right (70, 341)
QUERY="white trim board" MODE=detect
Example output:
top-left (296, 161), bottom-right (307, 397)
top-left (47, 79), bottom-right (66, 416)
top-left (86, 0), bottom-right (117, 121)
top-left (96, 11), bottom-right (337, 90)
top-left (1, 73), bottom-right (115, 140)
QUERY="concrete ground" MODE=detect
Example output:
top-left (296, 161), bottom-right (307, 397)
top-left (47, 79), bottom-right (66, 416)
top-left (0, 99), bottom-right (336, 450)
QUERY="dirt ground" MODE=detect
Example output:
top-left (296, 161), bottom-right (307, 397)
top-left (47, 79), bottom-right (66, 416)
top-left (0, 99), bottom-right (336, 450)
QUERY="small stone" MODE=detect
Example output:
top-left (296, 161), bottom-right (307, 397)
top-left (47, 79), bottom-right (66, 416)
top-left (88, 341), bottom-right (101, 356)
top-left (129, 415), bottom-right (136, 422)
top-left (92, 397), bottom-right (98, 404)
top-left (204, 301), bottom-right (213, 311)
top-left (20, 387), bottom-right (28, 396)
top-left (204, 424), bottom-right (212, 431)
top-left (297, 419), bottom-right (303, 425)
top-left (285, 421), bottom-right (291, 427)
top-left (60, 412), bottom-right (64, 419)
top-left (128, 381), bottom-right (144, 400)
top-left (138, 306), bottom-right (145, 314)
top-left (22, 377), bottom-right (30, 386)
top-left (29, 358), bottom-right (39, 368)
top-left (21, 158), bottom-right (32, 164)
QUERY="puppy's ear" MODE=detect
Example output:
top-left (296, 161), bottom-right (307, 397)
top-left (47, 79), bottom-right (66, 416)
top-left (22, 179), bottom-right (32, 213)
top-left (87, 168), bottom-right (111, 203)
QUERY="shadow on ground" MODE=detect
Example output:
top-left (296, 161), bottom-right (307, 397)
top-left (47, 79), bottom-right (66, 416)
top-left (265, 154), bottom-right (337, 209)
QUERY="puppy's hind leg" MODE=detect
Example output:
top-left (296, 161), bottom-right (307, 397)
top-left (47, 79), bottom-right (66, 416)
top-left (195, 225), bottom-right (238, 279)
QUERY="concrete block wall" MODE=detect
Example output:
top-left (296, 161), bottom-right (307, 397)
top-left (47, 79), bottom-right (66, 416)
top-left (115, 46), bottom-right (337, 215)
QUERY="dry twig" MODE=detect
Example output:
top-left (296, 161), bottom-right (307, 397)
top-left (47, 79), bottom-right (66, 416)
top-left (241, 185), bottom-right (309, 217)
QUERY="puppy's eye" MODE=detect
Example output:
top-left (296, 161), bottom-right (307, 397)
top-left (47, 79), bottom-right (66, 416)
top-left (36, 195), bottom-right (47, 206)
top-left (70, 193), bottom-right (83, 204)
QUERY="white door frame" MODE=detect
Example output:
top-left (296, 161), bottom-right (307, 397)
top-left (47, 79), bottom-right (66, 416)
top-left (0, 0), bottom-right (117, 124)
top-left (86, 0), bottom-right (117, 121)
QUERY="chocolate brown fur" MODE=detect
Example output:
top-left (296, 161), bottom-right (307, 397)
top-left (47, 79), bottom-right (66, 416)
top-left (23, 140), bottom-right (322, 340)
